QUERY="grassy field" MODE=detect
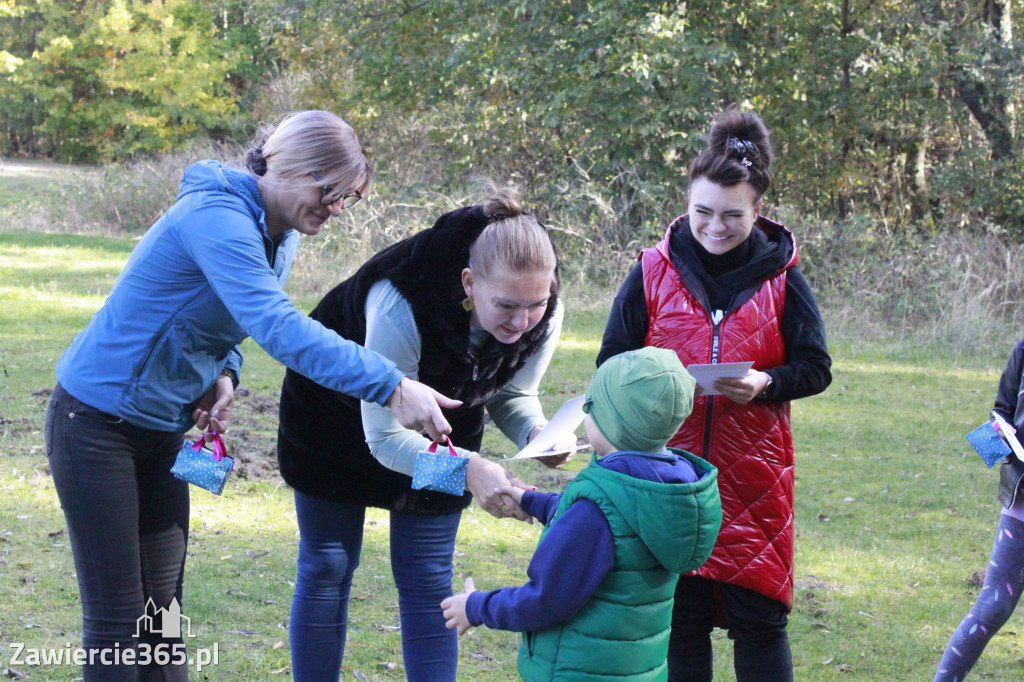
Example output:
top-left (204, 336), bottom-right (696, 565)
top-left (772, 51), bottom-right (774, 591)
top-left (2, 166), bottom-right (1023, 680)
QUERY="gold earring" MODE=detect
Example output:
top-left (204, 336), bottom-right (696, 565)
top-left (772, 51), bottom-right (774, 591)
top-left (462, 295), bottom-right (474, 312)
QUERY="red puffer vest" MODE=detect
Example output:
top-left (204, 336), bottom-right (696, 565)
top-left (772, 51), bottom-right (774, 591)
top-left (642, 216), bottom-right (797, 610)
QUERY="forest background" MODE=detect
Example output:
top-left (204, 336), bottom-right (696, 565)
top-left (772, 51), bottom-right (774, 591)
top-left (2, 0), bottom-right (1024, 346)
top-left (3, 2), bottom-right (1024, 679)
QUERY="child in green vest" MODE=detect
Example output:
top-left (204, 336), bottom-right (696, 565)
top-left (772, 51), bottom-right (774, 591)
top-left (441, 347), bottom-right (723, 681)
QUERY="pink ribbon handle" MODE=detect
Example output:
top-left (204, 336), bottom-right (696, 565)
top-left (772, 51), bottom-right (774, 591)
top-left (426, 435), bottom-right (458, 457)
top-left (192, 430), bottom-right (228, 461)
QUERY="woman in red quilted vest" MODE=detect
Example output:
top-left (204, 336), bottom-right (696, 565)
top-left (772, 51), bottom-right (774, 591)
top-left (598, 108), bottom-right (832, 681)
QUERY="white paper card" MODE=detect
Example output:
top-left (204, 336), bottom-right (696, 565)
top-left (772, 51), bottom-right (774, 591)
top-left (499, 395), bottom-right (589, 461)
top-left (991, 411), bottom-right (1024, 459)
top-left (685, 361), bottom-right (754, 396)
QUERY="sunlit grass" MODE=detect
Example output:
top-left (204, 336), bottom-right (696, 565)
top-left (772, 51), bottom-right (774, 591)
top-left (3, 227), bottom-right (1024, 679)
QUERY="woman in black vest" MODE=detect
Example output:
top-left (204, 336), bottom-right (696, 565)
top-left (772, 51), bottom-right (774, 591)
top-left (276, 187), bottom-right (567, 681)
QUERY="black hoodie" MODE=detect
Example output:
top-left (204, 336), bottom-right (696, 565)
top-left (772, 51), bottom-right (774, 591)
top-left (598, 215), bottom-right (831, 402)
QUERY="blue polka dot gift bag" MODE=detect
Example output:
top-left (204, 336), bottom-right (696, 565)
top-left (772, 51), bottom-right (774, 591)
top-left (412, 435), bottom-right (468, 496)
top-left (171, 431), bottom-right (234, 495)
top-left (966, 419), bottom-right (1012, 468)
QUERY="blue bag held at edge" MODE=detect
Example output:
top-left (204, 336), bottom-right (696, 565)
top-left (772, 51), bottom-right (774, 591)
top-left (171, 431), bottom-right (234, 495)
top-left (966, 419), bottom-right (1012, 468)
top-left (411, 435), bottom-right (467, 496)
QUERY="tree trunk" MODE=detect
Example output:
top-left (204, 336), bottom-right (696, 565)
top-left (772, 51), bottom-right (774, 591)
top-left (950, 0), bottom-right (1015, 160)
top-left (908, 123), bottom-right (934, 229)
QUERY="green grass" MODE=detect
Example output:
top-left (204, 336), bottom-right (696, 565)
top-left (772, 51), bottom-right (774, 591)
top-left (2, 223), bottom-right (1024, 680)
top-left (0, 161), bottom-right (72, 211)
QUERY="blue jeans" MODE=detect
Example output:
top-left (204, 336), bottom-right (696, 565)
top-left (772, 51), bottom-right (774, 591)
top-left (45, 383), bottom-right (189, 682)
top-left (668, 576), bottom-right (793, 682)
top-left (290, 490), bottom-right (461, 682)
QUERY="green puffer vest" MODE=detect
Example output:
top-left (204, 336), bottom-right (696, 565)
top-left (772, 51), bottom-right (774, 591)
top-left (517, 449), bottom-right (722, 681)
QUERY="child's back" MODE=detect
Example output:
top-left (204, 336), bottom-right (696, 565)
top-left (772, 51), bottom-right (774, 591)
top-left (518, 449), bottom-right (719, 681)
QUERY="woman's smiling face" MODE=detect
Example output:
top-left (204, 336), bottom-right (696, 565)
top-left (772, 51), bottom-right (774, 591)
top-left (262, 170), bottom-right (364, 239)
top-left (686, 176), bottom-right (762, 255)
top-left (462, 267), bottom-right (553, 344)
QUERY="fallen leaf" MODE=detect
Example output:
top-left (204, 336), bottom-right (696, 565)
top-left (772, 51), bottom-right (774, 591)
top-left (47, 529), bottom-right (65, 538)
top-left (270, 666), bottom-right (290, 674)
top-left (273, 641), bottom-right (285, 649)
top-left (353, 671), bottom-right (367, 681)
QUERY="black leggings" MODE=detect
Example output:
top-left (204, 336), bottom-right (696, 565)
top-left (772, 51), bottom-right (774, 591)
top-left (668, 576), bottom-right (793, 682)
top-left (46, 383), bottom-right (189, 681)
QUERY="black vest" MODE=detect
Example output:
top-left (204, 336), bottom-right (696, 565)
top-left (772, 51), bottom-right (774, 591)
top-left (276, 205), bottom-right (559, 515)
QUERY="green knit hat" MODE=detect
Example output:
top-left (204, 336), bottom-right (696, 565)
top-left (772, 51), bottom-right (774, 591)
top-left (583, 348), bottom-right (696, 453)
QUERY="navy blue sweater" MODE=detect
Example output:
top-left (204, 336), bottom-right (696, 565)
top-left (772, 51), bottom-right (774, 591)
top-left (465, 452), bottom-right (705, 632)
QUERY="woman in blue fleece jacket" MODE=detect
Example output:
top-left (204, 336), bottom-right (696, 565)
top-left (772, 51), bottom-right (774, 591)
top-left (44, 110), bottom-right (457, 681)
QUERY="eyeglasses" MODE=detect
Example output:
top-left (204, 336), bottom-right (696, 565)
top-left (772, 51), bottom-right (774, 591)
top-left (309, 171), bottom-right (363, 208)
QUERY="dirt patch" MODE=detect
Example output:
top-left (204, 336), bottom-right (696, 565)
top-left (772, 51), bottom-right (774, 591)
top-left (205, 388), bottom-right (283, 483)
top-left (0, 413), bottom-right (37, 440)
top-left (182, 386), bottom-right (581, 486)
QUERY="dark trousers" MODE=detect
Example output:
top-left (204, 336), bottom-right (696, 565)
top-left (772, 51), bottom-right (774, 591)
top-left (45, 383), bottom-right (189, 682)
top-left (668, 575), bottom-right (793, 682)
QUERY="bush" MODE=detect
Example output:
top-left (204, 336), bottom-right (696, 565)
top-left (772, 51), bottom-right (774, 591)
top-left (48, 141), bottom-right (238, 235)
top-left (24, 154), bottom-right (1024, 355)
top-left (797, 210), bottom-right (1024, 352)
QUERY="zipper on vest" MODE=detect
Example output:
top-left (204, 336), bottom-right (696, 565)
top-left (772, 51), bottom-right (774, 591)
top-left (702, 310), bottom-right (725, 457)
top-left (467, 350), bottom-right (479, 381)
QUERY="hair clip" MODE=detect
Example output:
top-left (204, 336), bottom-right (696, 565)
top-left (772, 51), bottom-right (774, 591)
top-left (740, 157), bottom-right (752, 168)
top-left (726, 137), bottom-right (759, 162)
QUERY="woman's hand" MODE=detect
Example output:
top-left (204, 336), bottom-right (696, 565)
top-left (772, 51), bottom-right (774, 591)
top-left (192, 374), bottom-right (234, 434)
top-left (441, 577), bottom-right (477, 636)
top-left (527, 424), bottom-right (577, 469)
top-left (466, 456), bottom-right (534, 521)
top-left (388, 378), bottom-right (463, 442)
top-left (713, 369), bottom-right (771, 405)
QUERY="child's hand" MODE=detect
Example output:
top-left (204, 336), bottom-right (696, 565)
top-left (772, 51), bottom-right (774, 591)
top-left (493, 484), bottom-right (525, 507)
top-left (467, 457), bottom-right (532, 521)
top-left (441, 577), bottom-right (477, 635)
